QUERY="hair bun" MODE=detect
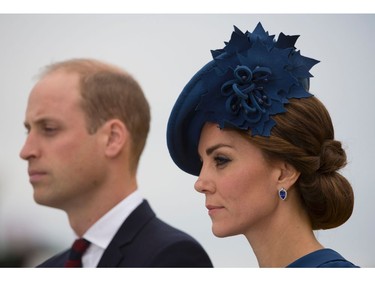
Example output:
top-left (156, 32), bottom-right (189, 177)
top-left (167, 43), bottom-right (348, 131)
top-left (318, 140), bottom-right (347, 174)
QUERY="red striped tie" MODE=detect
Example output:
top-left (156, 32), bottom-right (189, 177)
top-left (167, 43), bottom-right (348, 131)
top-left (64, 238), bottom-right (91, 267)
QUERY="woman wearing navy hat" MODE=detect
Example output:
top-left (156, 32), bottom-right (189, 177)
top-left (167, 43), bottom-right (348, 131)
top-left (166, 23), bottom-right (359, 268)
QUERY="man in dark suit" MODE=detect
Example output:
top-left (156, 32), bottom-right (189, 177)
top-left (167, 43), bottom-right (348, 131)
top-left (20, 58), bottom-right (213, 267)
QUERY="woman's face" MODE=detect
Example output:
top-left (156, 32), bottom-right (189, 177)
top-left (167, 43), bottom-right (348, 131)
top-left (195, 122), bottom-right (283, 238)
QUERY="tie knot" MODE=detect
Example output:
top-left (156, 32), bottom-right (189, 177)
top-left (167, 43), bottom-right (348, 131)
top-left (65, 238), bottom-right (91, 267)
top-left (72, 238), bottom-right (91, 253)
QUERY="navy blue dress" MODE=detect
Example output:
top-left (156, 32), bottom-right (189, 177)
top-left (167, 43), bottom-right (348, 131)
top-left (287, 248), bottom-right (359, 268)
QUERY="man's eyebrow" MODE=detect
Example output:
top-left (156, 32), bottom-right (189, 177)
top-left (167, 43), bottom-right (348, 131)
top-left (23, 117), bottom-right (58, 129)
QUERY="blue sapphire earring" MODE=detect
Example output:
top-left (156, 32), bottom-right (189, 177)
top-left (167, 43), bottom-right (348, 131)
top-left (278, 188), bottom-right (287, 201)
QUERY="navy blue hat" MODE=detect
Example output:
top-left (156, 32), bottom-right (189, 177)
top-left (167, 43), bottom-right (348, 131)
top-left (167, 22), bottom-right (319, 176)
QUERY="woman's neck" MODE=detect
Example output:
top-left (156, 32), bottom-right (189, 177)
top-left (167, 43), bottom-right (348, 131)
top-left (245, 200), bottom-right (324, 267)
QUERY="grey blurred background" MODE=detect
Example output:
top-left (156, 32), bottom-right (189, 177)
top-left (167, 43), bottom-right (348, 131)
top-left (0, 14), bottom-right (374, 267)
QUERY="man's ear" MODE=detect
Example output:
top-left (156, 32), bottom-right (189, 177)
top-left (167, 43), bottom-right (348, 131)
top-left (102, 119), bottom-right (129, 158)
top-left (277, 162), bottom-right (301, 191)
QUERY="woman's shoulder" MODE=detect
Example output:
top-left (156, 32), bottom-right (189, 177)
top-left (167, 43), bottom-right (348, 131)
top-left (287, 248), bottom-right (359, 268)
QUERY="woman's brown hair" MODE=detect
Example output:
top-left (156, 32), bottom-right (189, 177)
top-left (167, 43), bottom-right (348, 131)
top-left (248, 96), bottom-right (354, 230)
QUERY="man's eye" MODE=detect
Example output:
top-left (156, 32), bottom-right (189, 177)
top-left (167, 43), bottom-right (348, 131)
top-left (44, 127), bottom-right (57, 134)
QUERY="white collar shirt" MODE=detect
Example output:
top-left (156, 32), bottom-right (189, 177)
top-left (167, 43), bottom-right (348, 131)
top-left (80, 190), bottom-right (143, 267)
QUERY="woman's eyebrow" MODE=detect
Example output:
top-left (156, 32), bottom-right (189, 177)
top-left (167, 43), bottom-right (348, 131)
top-left (206, 144), bottom-right (232, 156)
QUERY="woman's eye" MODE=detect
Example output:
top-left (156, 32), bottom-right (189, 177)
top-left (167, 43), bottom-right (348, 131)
top-left (214, 156), bottom-right (230, 167)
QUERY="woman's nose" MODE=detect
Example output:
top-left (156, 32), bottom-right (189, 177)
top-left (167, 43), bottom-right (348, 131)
top-left (194, 171), bottom-right (215, 194)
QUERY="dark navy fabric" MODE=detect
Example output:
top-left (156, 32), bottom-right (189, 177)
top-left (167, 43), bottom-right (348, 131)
top-left (37, 200), bottom-right (213, 268)
top-left (287, 248), bottom-right (359, 268)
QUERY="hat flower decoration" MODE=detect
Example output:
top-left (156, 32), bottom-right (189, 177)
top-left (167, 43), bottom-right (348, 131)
top-left (197, 22), bottom-right (319, 136)
top-left (167, 22), bottom-right (320, 176)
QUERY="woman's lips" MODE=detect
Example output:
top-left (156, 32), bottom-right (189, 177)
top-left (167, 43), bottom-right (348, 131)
top-left (206, 205), bottom-right (225, 216)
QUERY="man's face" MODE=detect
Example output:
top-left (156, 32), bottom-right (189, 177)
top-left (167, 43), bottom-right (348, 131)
top-left (20, 71), bottom-right (107, 212)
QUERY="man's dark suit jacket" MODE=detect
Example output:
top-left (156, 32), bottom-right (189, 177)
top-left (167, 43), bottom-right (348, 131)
top-left (37, 200), bottom-right (213, 267)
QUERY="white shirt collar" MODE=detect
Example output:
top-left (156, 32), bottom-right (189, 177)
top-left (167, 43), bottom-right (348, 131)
top-left (81, 190), bottom-right (143, 267)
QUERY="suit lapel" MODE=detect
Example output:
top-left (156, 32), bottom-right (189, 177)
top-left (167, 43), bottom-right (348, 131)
top-left (96, 200), bottom-right (155, 267)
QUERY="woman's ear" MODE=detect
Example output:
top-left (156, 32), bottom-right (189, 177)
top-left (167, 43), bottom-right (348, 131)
top-left (277, 162), bottom-right (301, 190)
top-left (103, 119), bottom-right (129, 158)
